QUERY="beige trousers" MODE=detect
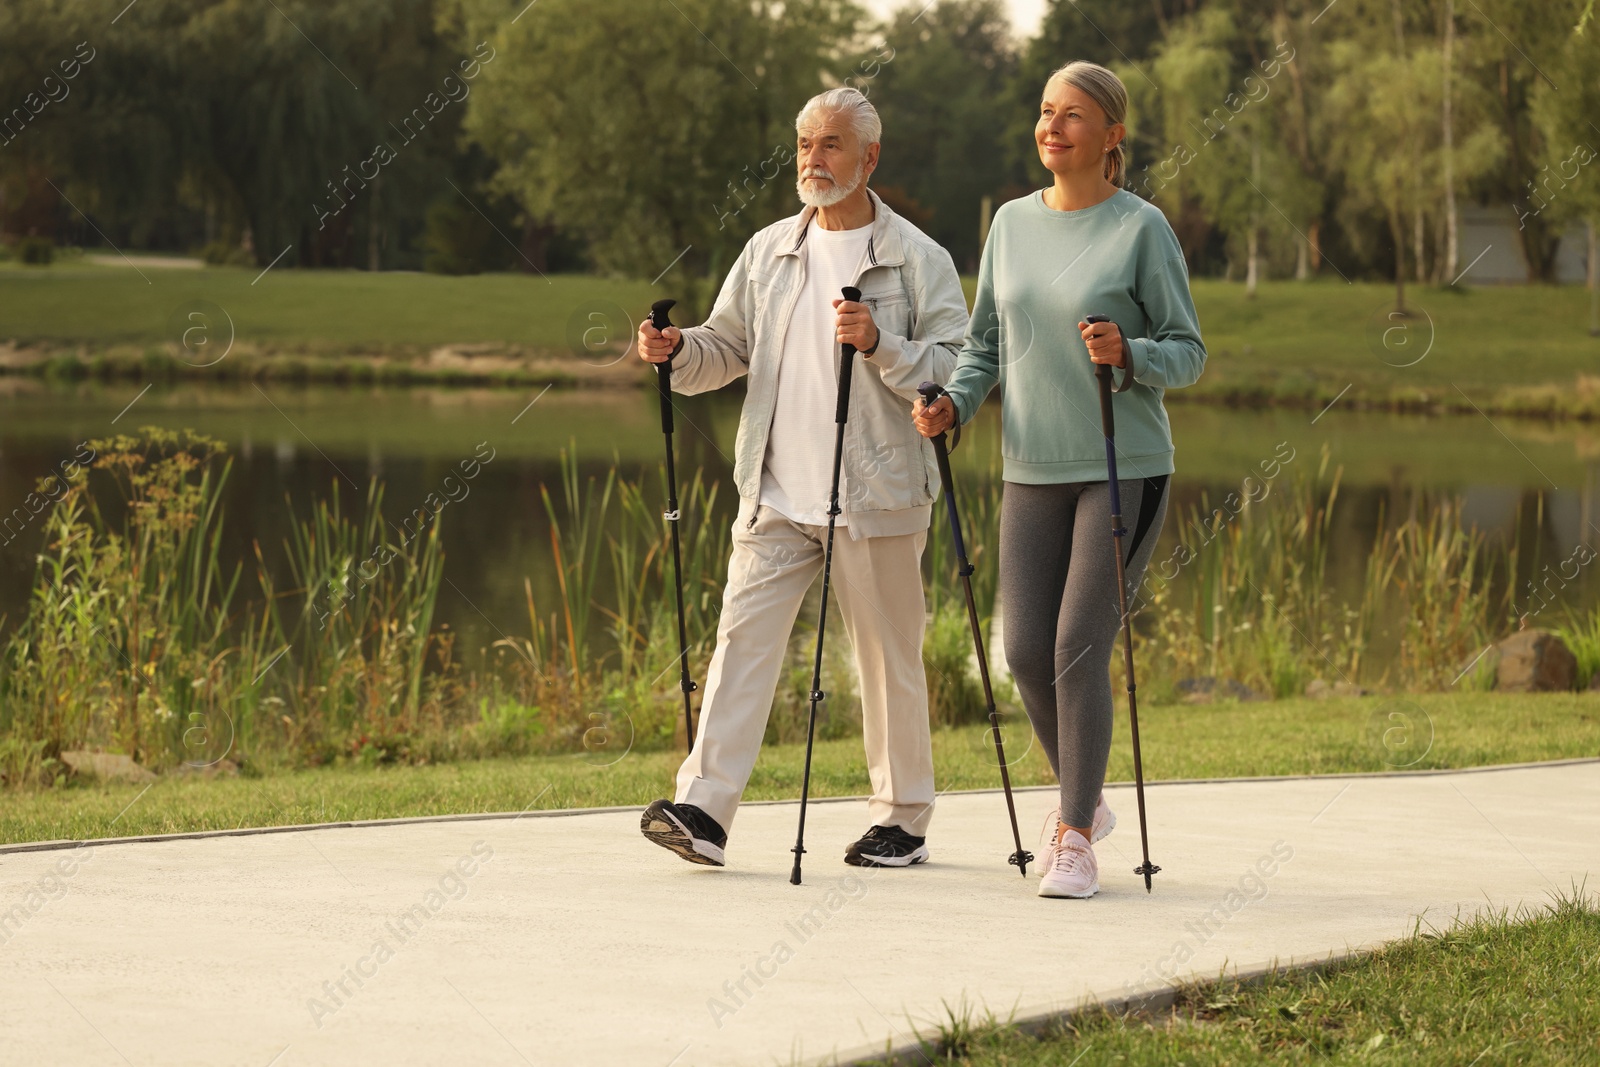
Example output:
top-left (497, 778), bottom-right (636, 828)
top-left (674, 504), bottom-right (936, 838)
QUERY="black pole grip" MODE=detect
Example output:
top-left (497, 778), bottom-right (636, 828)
top-left (835, 286), bottom-right (862, 425)
top-left (651, 299), bottom-right (677, 435)
top-left (1085, 313), bottom-right (1115, 437)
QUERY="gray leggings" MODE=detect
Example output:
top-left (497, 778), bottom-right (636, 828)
top-left (999, 476), bottom-right (1170, 830)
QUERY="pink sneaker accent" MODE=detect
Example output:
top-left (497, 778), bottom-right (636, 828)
top-left (1038, 828), bottom-right (1099, 899)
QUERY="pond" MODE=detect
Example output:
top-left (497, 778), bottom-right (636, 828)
top-left (2, 379), bottom-right (1596, 670)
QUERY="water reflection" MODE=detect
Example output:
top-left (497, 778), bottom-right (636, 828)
top-left (1, 382), bottom-right (1595, 664)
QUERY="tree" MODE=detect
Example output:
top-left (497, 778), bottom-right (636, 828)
top-left (3, 0), bottom-right (473, 268)
top-left (1529, 0), bottom-right (1600, 332)
top-left (452, 0), bottom-right (860, 316)
top-left (866, 0), bottom-right (1023, 272)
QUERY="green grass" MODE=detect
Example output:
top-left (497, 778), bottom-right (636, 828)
top-left (5, 692), bottom-right (1596, 846)
top-left (3, 267), bottom-right (1599, 411)
top-left (0, 262), bottom-right (658, 351)
top-left (867, 891), bottom-right (1600, 1066)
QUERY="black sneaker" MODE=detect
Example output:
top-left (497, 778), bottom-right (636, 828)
top-left (641, 799), bottom-right (727, 866)
top-left (845, 824), bottom-right (929, 868)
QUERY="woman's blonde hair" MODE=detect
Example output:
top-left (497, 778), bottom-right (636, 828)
top-left (1045, 61), bottom-right (1128, 189)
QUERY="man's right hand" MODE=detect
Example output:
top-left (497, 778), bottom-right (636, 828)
top-left (912, 394), bottom-right (956, 438)
top-left (638, 318), bottom-right (682, 364)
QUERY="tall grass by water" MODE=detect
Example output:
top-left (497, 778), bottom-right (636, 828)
top-left (0, 428), bottom-right (1576, 789)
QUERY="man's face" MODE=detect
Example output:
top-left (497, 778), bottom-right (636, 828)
top-left (796, 113), bottom-right (875, 207)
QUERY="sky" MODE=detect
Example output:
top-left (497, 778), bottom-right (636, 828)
top-left (860, 0), bottom-right (1048, 40)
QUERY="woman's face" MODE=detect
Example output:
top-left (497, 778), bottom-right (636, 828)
top-left (1035, 78), bottom-right (1121, 178)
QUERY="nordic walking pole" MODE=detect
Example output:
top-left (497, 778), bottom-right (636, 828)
top-left (651, 298), bottom-right (698, 755)
top-left (916, 381), bottom-right (1033, 876)
top-left (790, 285), bottom-right (862, 886)
top-left (1085, 313), bottom-right (1160, 893)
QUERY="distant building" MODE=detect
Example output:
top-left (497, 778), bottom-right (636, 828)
top-left (1457, 203), bottom-right (1592, 284)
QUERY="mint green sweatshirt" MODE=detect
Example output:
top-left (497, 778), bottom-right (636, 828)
top-left (944, 188), bottom-right (1206, 483)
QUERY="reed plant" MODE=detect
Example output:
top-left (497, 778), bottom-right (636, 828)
top-left (0, 426), bottom-right (1560, 790)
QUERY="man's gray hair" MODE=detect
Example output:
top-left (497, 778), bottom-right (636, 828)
top-left (794, 87), bottom-right (882, 147)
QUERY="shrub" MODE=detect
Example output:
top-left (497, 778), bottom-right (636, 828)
top-left (16, 236), bottom-right (53, 265)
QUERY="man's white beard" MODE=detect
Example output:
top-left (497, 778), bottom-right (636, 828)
top-left (796, 158), bottom-right (866, 208)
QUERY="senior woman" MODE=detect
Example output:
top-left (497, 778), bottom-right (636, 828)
top-left (914, 61), bottom-right (1206, 899)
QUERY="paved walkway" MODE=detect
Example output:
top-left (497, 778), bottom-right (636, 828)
top-left (3, 761), bottom-right (1596, 1066)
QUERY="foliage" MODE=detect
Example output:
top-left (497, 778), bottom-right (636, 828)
top-left (450, 0), bottom-right (861, 315)
top-left (868, 0), bottom-right (1023, 272)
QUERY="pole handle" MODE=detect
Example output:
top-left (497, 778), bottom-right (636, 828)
top-left (1085, 314), bottom-right (1116, 438)
top-left (651, 299), bottom-right (677, 435)
top-left (835, 287), bottom-right (862, 424)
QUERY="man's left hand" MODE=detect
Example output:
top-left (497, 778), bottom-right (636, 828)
top-left (833, 298), bottom-right (879, 355)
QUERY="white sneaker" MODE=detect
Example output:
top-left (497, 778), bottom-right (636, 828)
top-left (1038, 828), bottom-right (1099, 899)
top-left (1041, 795), bottom-right (1116, 852)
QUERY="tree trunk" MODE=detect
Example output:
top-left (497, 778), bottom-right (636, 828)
top-left (1295, 233), bottom-right (1309, 280)
top-left (1589, 219), bottom-right (1599, 337)
top-left (519, 217), bottom-right (553, 275)
top-left (1246, 129), bottom-right (1260, 298)
top-left (1309, 219), bottom-right (1322, 275)
top-left (1390, 204), bottom-right (1407, 314)
top-left (1441, 0), bottom-right (1459, 282)
top-left (1414, 207), bottom-right (1427, 283)
top-left (367, 175), bottom-right (382, 272)
top-left (1247, 226), bottom-right (1259, 296)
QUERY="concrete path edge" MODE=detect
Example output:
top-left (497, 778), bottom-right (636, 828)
top-left (828, 947), bottom-right (1367, 1066)
top-left (6, 756), bottom-right (1597, 856)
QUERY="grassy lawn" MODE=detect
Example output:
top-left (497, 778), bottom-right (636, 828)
top-left (3, 265), bottom-right (1599, 411)
top-left (5, 691), bottom-right (1596, 846)
top-left (868, 892), bottom-right (1600, 1066)
top-left (0, 262), bottom-right (658, 352)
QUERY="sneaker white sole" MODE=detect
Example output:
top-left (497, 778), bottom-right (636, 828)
top-left (1038, 877), bottom-right (1100, 899)
top-left (846, 844), bottom-right (929, 868)
top-left (640, 806), bottom-right (725, 867)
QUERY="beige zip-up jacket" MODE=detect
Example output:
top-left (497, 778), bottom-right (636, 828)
top-left (668, 188), bottom-right (970, 539)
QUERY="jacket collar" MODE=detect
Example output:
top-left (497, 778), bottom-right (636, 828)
top-left (778, 186), bottom-right (903, 268)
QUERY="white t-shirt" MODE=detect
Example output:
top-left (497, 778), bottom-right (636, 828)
top-left (759, 216), bottom-right (872, 526)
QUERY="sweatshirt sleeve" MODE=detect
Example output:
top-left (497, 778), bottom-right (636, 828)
top-left (669, 243), bottom-right (753, 395)
top-left (1124, 251), bottom-right (1206, 391)
top-left (941, 225), bottom-right (1001, 426)
top-left (863, 238), bottom-right (967, 403)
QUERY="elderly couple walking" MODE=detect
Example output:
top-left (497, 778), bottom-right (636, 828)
top-left (636, 61), bottom-right (1206, 899)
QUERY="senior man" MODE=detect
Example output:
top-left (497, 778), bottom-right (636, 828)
top-left (637, 87), bottom-right (970, 869)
